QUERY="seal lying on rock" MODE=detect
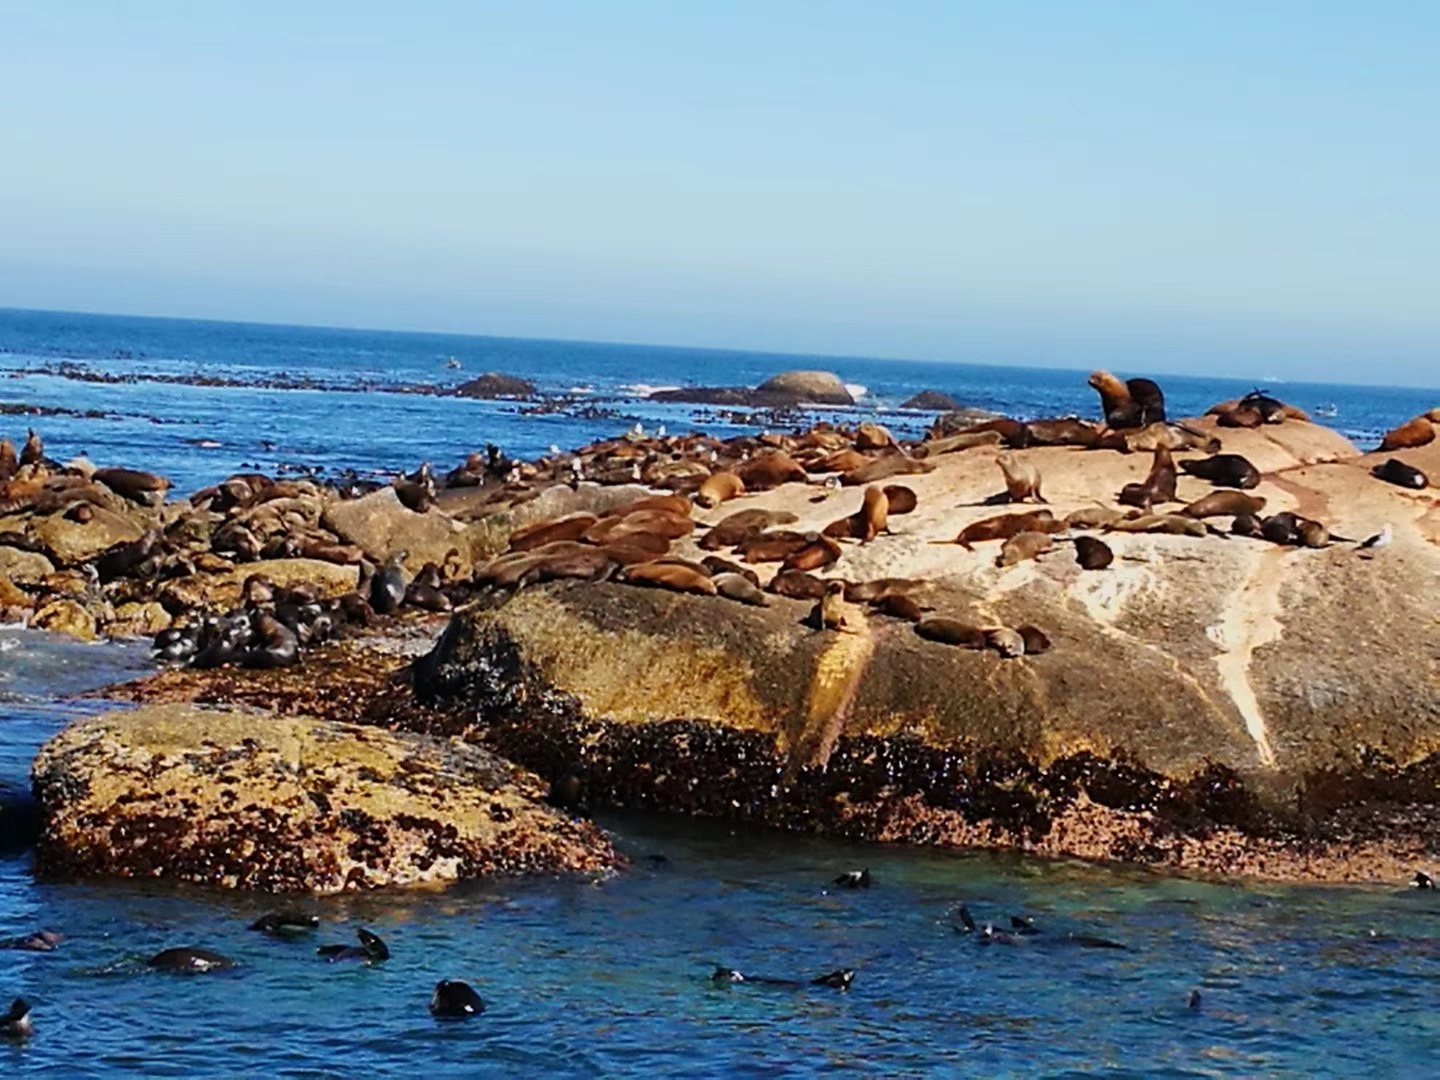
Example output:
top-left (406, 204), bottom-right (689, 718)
top-left (1372, 458), bottom-right (1428, 490)
top-left (1179, 453), bottom-right (1261, 490)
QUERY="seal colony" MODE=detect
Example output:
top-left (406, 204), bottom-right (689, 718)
top-left (7, 365), bottom-right (1440, 891)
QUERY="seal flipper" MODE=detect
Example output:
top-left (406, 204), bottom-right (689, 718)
top-left (811, 969), bottom-right (855, 990)
top-left (1, 997), bottom-right (32, 1038)
top-left (954, 904), bottom-right (977, 934)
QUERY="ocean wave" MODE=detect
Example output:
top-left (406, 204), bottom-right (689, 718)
top-left (845, 383), bottom-right (867, 401)
top-left (622, 383), bottom-right (681, 397)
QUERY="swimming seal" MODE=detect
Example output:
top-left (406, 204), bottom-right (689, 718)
top-left (833, 868), bottom-right (871, 889)
top-left (0, 930), bottom-right (62, 952)
top-left (1413, 870), bottom-right (1435, 890)
top-left (1073, 535), bottom-right (1114, 570)
top-left (317, 928), bottom-right (389, 963)
top-left (711, 966), bottom-right (856, 990)
top-left (249, 912), bottom-right (319, 937)
top-left (430, 979), bottom-right (486, 1019)
top-left (1371, 458), bottom-right (1428, 490)
top-left (147, 947), bottom-right (237, 973)
top-left (1, 998), bottom-right (32, 1039)
top-left (996, 452), bottom-right (1045, 503)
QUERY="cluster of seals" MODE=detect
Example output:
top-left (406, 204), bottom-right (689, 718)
top-left (915, 617), bottom-right (1050, 658)
top-left (1207, 390), bottom-right (1310, 428)
top-left (1088, 371), bottom-right (1167, 430)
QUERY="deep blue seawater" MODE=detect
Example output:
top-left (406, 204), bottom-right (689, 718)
top-left (2, 308), bottom-right (1438, 1075)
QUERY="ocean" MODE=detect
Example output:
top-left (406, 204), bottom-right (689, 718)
top-left (2, 308), bottom-right (1437, 1076)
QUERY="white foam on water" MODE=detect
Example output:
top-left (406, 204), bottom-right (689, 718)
top-left (622, 383), bottom-right (680, 397)
top-left (845, 383), bottom-right (867, 401)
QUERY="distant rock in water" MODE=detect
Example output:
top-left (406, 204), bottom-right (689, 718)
top-left (900, 390), bottom-right (962, 411)
top-left (649, 370), bottom-right (854, 408)
top-left (452, 373), bottom-right (536, 400)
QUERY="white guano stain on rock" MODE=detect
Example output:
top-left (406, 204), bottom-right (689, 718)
top-left (1205, 549), bottom-right (1286, 767)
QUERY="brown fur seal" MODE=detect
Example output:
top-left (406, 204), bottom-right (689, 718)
top-left (768, 569), bottom-right (829, 599)
top-left (19, 430), bottom-right (43, 468)
top-left (881, 484), bottom-right (918, 514)
top-left (508, 513), bottom-right (599, 552)
top-left (1022, 418), bottom-right (1104, 448)
top-left (1372, 458), bottom-right (1428, 490)
top-left (1073, 535), bottom-right (1114, 569)
top-left (1296, 518), bottom-right (1331, 548)
top-left (810, 448), bottom-right (872, 474)
top-left (915, 616), bottom-right (986, 648)
top-left (1260, 512), bottom-right (1300, 545)
top-left (954, 509), bottom-right (1060, 548)
top-left (0, 439), bottom-right (15, 482)
top-left (612, 493), bottom-right (694, 519)
top-left (738, 530), bottom-right (812, 563)
top-left (780, 534), bottom-right (843, 574)
top-left (1379, 415), bottom-right (1435, 451)
top-left (1089, 371), bottom-right (1166, 429)
top-left (854, 423), bottom-right (898, 451)
top-left (735, 452), bottom-right (808, 491)
top-left (1178, 453), bottom-right (1261, 490)
top-left (873, 593), bottom-right (927, 621)
top-left (700, 508), bottom-right (799, 550)
top-left (912, 430), bottom-right (1004, 458)
top-left (996, 452), bottom-right (1045, 503)
top-left (91, 467), bottom-right (171, 505)
top-left (1231, 513), bottom-right (1265, 538)
top-left (997, 530), bottom-right (1054, 567)
top-left (1118, 447), bottom-right (1177, 509)
top-left (695, 471), bottom-right (746, 509)
top-left (1109, 514), bottom-right (1206, 537)
top-left (844, 577), bottom-right (929, 603)
top-left (701, 555), bottom-right (759, 585)
top-left (1064, 507), bottom-right (1129, 529)
top-left (1122, 422), bottom-right (1221, 455)
top-left (1016, 624), bottom-right (1051, 655)
top-left (808, 580), bottom-right (858, 632)
top-left (1181, 491), bottom-right (1267, 518)
top-left (712, 572), bottom-right (771, 606)
top-left (823, 486), bottom-right (888, 542)
top-left (601, 533), bottom-right (673, 563)
top-left (985, 627), bottom-right (1026, 658)
top-left (584, 509), bottom-right (694, 545)
top-left (619, 561), bottom-right (719, 596)
top-left (841, 456), bottom-right (935, 486)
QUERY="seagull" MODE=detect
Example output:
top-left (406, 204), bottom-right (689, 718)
top-left (549, 444), bottom-right (562, 457)
top-left (656, 424), bottom-right (667, 437)
top-left (1357, 523), bottom-right (1392, 556)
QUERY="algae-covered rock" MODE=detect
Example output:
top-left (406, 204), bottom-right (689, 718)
top-left (0, 547), bottom-right (52, 584)
top-left (31, 705), bottom-right (618, 892)
top-left (452, 372), bottom-right (537, 399)
top-left (31, 599), bottom-right (97, 641)
top-left (30, 506), bottom-right (146, 565)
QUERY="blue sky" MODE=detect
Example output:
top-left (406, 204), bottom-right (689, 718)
top-left (2, 1), bottom-right (1437, 384)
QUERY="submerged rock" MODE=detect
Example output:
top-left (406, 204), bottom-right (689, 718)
top-left (32, 705), bottom-right (618, 892)
top-left (650, 370), bottom-right (854, 408)
top-left (900, 391), bottom-right (962, 411)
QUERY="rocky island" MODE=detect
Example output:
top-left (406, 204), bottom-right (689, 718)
top-left (4, 375), bottom-right (1438, 890)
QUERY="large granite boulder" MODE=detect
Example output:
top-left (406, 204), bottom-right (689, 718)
top-left (31, 705), bottom-right (618, 892)
top-left (649, 370), bottom-right (855, 408)
top-left (901, 390), bottom-right (962, 411)
top-left (29, 506), bottom-right (147, 565)
top-left (0, 547), bottom-right (53, 584)
top-left (411, 420), bottom-right (1440, 880)
top-left (452, 372), bottom-right (537, 399)
top-left (323, 487), bottom-right (477, 575)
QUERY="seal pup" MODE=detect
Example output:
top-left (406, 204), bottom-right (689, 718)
top-left (808, 580), bottom-right (858, 632)
top-left (369, 551), bottom-right (408, 615)
top-left (1073, 535), bottom-right (1113, 570)
top-left (317, 928), bottom-right (389, 963)
top-left (984, 627), bottom-right (1026, 658)
top-left (249, 912), bottom-right (319, 937)
top-left (712, 572), bottom-right (770, 606)
top-left (1, 998), bottom-right (32, 1039)
top-left (1015, 625), bottom-right (1051, 655)
top-left (996, 452), bottom-right (1045, 503)
top-left (1180, 452), bottom-right (1261, 489)
top-left (1371, 458), bottom-right (1428, 490)
top-left (833, 868), bottom-right (871, 889)
top-left (915, 617), bottom-right (987, 648)
top-left (881, 484), bottom-right (918, 515)
top-left (997, 530), bottom-right (1053, 567)
top-left (1181, 491), bottom-right (1267, 519)
top-left (147, 947), bottom-right (237, 973)
top-left (430, 979), bottom-right (486, 1019)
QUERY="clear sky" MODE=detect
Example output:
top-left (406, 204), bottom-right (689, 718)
top-left (3, 1), bottom-right (1437, 385)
